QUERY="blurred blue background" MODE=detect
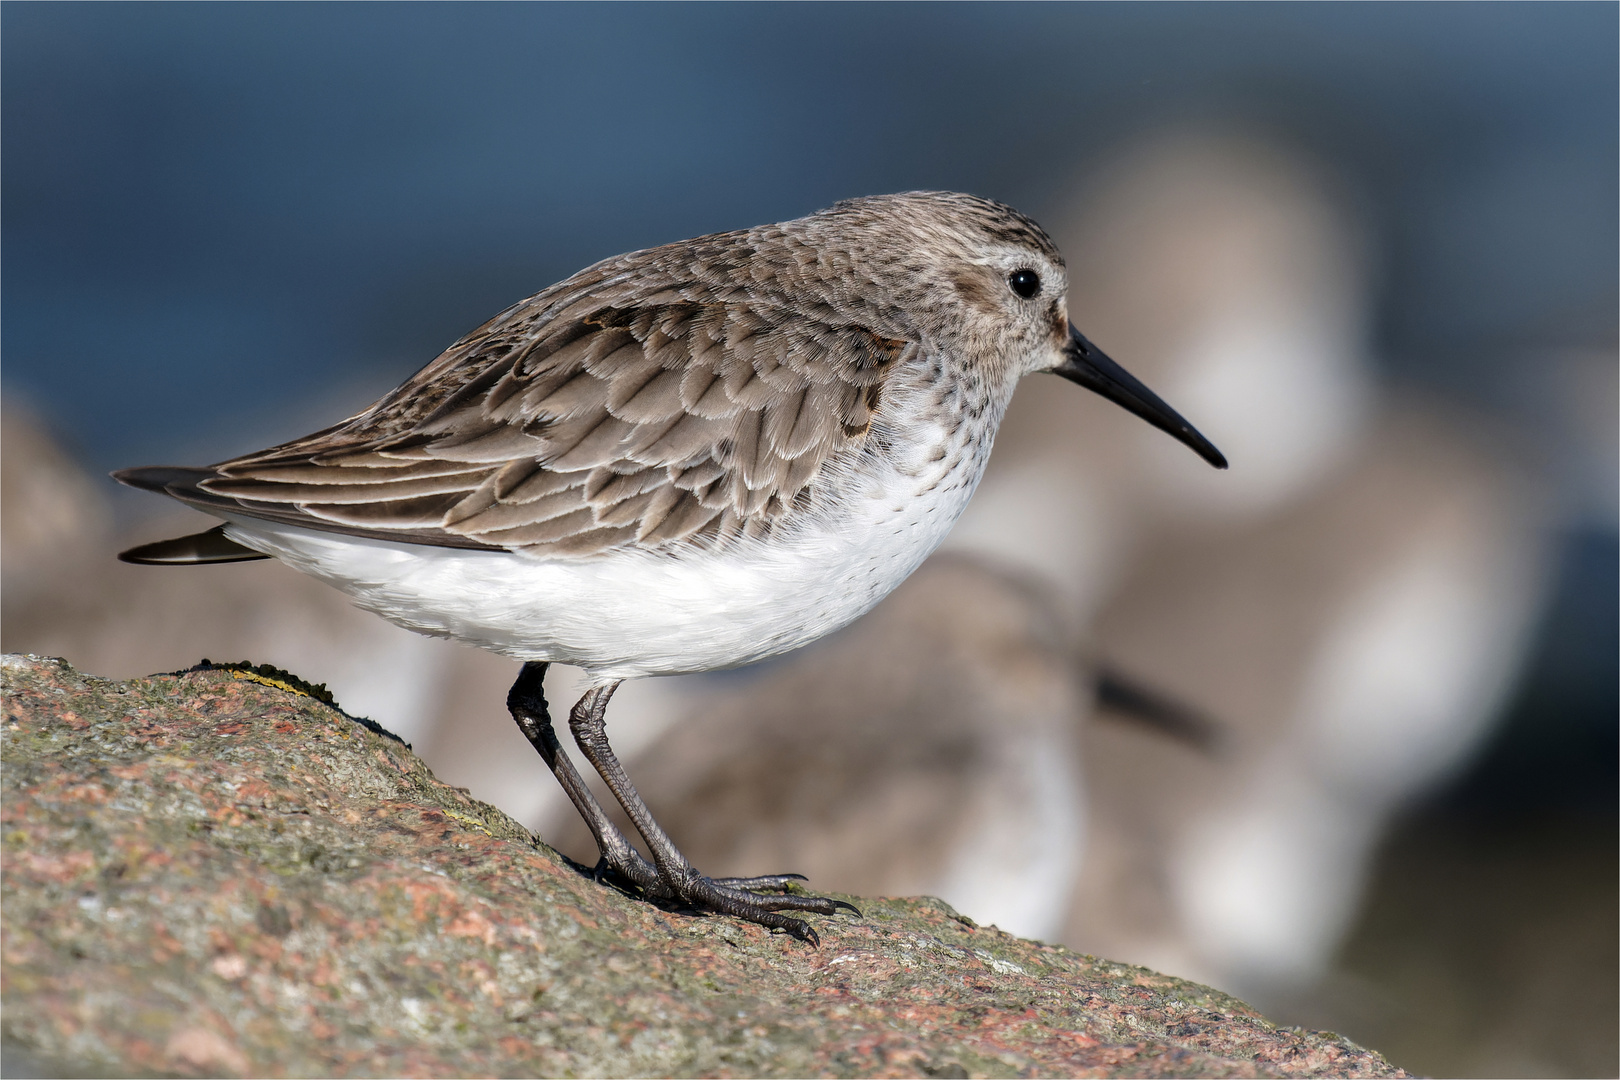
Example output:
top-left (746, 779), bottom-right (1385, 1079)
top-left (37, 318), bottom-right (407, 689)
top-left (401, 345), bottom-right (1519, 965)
top-left (3, 5), bottom-right (1614, 1075)
top-left (6, 4), bottom-right (1615, 469)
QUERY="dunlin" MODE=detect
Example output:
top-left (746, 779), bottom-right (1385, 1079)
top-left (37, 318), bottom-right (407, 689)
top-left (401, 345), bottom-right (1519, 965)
top-left (117, 192), bottom-right (1225, 943)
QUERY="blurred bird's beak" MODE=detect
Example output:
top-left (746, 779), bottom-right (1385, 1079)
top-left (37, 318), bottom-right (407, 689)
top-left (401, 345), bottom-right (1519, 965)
top-left (1052, 323), bottom-right (1228, 469)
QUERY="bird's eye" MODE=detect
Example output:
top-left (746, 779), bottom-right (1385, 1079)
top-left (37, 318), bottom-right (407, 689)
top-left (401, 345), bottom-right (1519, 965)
top-left (1008, 269), bottom-right (1040, 299)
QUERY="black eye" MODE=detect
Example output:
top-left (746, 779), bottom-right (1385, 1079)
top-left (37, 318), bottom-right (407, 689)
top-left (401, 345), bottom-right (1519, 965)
top-left (1008, 269), bottom-right (1040, 299)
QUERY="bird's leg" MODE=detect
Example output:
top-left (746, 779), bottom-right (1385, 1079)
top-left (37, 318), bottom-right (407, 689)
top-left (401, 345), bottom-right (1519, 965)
top-left (567, 682), bottom-right (858, 946)
top-left (505, 662), bottom-right (664, 895)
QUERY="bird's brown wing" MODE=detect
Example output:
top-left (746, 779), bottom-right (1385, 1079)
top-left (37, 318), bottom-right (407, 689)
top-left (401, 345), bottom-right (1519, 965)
top-left (158, 281), bottom-right (910, 558)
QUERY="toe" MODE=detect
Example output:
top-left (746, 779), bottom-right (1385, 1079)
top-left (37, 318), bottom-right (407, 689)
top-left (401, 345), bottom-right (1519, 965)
top-left (664, 875), bottom-right (831, 946)
top-left (710, 873), bottom-right (809, 891)
top-left (702, 880), bottom-right (860, 918)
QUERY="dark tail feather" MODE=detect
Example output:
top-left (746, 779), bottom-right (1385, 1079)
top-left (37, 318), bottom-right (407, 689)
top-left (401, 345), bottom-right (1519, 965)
top-left (1094, 665), bottom-right (1224, 754)
top-left (111, 465), bottom-right (214, 495)
top-left (113, 465), bottom-right (267, 562)
top-left (118, 525), bottom-right (269, 565)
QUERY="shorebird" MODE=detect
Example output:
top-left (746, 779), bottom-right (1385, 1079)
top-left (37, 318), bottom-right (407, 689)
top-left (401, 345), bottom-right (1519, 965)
top-left (116, 192), bottom-right (1225, 944)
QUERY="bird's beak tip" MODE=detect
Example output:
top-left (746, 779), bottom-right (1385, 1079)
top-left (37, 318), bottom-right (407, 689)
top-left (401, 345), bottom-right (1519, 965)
top-left (1055, 328), bottom-right (1227, 470)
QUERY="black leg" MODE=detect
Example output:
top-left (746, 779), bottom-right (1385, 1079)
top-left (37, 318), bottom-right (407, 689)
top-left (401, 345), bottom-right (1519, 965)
top-left (505, 663), bottom-right (663, 895)
top-left (566, 682), bottom-right (858, 946)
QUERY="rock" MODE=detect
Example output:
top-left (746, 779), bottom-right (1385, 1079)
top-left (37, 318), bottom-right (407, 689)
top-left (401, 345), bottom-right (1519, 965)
top-left (1, 655), bottom-right (1404, 1078)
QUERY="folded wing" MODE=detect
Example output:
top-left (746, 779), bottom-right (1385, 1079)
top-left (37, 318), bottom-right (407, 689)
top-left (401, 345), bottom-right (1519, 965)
top-left (119, 273), bottom-right (907, 559)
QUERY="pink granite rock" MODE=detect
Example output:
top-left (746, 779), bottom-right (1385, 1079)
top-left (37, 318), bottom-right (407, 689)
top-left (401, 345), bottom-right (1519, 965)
top-left (1, 655), bottom-right (1404, 1078)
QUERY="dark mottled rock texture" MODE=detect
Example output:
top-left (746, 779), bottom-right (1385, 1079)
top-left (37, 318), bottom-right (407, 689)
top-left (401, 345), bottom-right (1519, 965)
top-left (1, 654), bottom-right (1404, 1078)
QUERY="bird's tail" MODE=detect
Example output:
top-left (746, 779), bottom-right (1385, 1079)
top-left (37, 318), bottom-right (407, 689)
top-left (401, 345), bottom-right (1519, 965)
top-left (112, 466), bottom-right (270, 564)
top-left (117, 524), bottom-right (269, 565)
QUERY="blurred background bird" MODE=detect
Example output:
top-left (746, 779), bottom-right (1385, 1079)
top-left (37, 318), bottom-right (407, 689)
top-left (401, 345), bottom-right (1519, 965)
top-left (3, 6), bottom-right (1613, 1077)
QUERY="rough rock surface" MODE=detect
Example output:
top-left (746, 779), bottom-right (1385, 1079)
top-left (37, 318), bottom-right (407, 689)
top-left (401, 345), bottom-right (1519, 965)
top-left (1, 655), bottom-right (1404, 1078)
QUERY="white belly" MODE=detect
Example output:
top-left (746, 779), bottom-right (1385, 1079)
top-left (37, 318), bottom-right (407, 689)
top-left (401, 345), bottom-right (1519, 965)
top-left (220, 436), bottom-right (990, 681)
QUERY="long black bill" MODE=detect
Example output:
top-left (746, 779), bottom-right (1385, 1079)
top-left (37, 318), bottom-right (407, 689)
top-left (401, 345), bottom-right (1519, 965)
top-left (1052, 324), bottom-right (1227, 469)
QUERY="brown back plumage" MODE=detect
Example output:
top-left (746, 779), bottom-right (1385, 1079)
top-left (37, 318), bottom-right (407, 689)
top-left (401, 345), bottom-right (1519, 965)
top-left (121, 192), bottom-right (1062, 558)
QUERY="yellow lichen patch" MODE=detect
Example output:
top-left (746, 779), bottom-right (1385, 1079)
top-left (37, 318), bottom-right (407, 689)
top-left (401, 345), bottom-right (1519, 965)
top-left (194, 660), bottom-right (336, 706)
top-left (441, 809), bottom-right (498, 838)
top-left (228, 669), bottom-right (312, 698)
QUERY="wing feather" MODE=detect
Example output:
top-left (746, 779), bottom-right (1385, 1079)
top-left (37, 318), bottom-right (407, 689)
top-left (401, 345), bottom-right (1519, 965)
top-left (546, 414), bottom-right (639, 471)
top-left (634, 411), bottom-right (728, 465)
top-left (526, 370), bottom-right (610, 419)
top-left (300, 492), bottom-right (465, 528)
top-left (673, 460), bottom-right (726, 491)
top-left (689, 373), bottom-right (744, 420)
top-left (585, 467), bottom-right (666, 505)
top-left (204, 474), bottom-right (483, 504)
top-left (234, 459), bottom-right (481, 485)
top-left (608, 367), bottom-right (685, 422)
top-left (497, 466), bottom-right (582, 504)
top-left (639, 490), bottom-right (720, 544)
top-left (450, 488), bottom-right (588, 534)
top-left (426, 423), bottom-right (548, 463)
top-left (594, 489), bottom-right (660, 528)
top-left (474, 508), bottom-right (612, 546)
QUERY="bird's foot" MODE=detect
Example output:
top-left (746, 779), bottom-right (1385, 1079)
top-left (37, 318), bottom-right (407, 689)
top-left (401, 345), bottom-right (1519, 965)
top-left (668, 873), bottom-right (861, 946)
top-left (595, 857), bottom-right (858, 945)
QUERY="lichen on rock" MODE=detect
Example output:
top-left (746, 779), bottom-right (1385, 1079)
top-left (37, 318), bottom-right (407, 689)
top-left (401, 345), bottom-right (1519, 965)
top-left (1, 654), bottom-right (1404, 1078)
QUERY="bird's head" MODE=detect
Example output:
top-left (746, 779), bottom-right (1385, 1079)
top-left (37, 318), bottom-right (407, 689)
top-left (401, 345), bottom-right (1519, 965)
top-left (803, 191), bottom-right (1227, 469)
